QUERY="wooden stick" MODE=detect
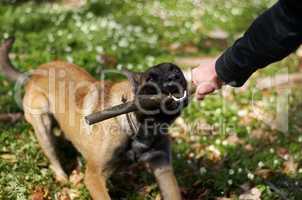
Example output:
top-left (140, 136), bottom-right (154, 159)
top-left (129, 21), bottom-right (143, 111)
top-left (85, 101), bottom-right (137, 125)
top-left (85, 94), bottom-right (174, 125)
top-left (85, 81), bottom-right (195, 125)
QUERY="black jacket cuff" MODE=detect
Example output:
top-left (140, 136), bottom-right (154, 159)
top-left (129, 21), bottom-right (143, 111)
top-left (215, 48), bottom-right (256, 87)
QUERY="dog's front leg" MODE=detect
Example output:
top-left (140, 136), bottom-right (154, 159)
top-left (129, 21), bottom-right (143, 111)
top-left (84, 163), bottom-right (111, 200)
top-left (142, 135), bottom-right (182, 200)
top-left (152, 163), bottom-right (182, 200)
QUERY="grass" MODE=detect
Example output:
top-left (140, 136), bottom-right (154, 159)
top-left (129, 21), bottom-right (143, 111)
top-left (1, 0), bottom-right (302, 199)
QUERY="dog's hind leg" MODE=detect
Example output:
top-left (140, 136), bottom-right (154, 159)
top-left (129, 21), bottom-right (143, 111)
top-left (24, 93), bottom-right (68, 182)
top-left (31, 113), bottom-right (68, 182)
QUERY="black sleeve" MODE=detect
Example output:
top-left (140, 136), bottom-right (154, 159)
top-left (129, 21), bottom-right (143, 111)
top-left (215, 0), bottom-right (302, 87)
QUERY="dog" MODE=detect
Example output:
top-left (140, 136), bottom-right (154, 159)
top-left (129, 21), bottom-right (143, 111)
top-left (0, 38), bottom-right (188, 200)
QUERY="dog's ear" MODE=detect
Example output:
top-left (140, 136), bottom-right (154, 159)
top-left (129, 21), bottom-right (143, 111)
top-left (122, 69), bottom-right (144, 92)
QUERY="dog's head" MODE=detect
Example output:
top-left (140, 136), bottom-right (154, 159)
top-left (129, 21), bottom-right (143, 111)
top-left (124, 62), bottom-right (188, 121)
top-left (125, 62), bottom-right (187, 99)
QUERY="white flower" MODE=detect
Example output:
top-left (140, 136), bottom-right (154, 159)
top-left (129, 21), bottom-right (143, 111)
top-left (215, 139), bottom-right (221, 145)
top-left (118, 38), bottom-right (129, 48)
top-left (3, 32), bottom-right (9, 39)
top-left (67, 34), bottom-right (73, 40)
top-left (229, 169), bottom-right (235, 175)
top-left (238, 109), bottom-right (247, 117)
top-left (86, 12), bottom-right (94, 19)
top-left (189, 152), bottom-right (195, 158)
top-left (247, 172), bottom-right (254, 180)
top-left (57, 30), bottom-right (63, 36)
top-left (65, 46), bottom-right (72, 53)
top-left (228, 179), bottom-right (233, 185)
top-left (95, 46), bottom-right (104, 53)
top-left (258, 161), bottom-right (264, 168)
top-left (48, 34), bottom-right (54, 43)
top-left (222, 140), bottom-right (228, 146)
top-left (284, 154), bottom-right (289, 160)
top-left (66, 55), bottom-right (73, 63)
top-left (117, 64), bottom-right (123, 70)
top-left (200, 167), bottom-right (207, 175)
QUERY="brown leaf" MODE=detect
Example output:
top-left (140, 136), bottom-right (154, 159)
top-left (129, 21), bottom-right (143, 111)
top-left (31, 192), bottom-right (44, 200)
top-left (226, 134), bottom-right (244, 146)
top-left (69, 170), bottom-right (84, 186)
top-left (276, 147), bottom-right (289, 159)
top-left (250, 130), bottom-right (276, 143)
top-left (207, 145), bottom-right (222, 162)
top-left (0, 153), bottom-right (16, 163)
top-left (97, 54), bottom-right (117, 68)
top-left (30, 187), bottom-right (49, 200)
top-left (283, 157), bottom-right (298, 174)
top-left (255, 169), bottom-right (273, 179)
top-left (56, 188), bottom-right (71, 200)
top-left (244, 144), bottom-right (254, 152)
top-left (239, 187), bottom-right (262, 200)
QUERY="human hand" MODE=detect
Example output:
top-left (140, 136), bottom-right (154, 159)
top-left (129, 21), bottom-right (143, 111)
top-left (192, 58), bottom-right (223, 100)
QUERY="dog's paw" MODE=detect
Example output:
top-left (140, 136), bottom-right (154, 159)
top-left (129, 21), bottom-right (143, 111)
top-left (55, 174), bottom-right (69, 183)
top-left (50, 165), bottom-right (68, 183)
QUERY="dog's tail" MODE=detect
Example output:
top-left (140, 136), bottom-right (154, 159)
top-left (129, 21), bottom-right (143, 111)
top-left (0, 37), bottom-right (23, 82)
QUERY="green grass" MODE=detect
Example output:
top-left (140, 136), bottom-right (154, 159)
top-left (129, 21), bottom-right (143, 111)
top-left (1, 0), bottom-right (302, 199)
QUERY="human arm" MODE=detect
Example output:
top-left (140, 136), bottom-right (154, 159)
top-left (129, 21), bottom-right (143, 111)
top-left (193, 0), bottom-right (302, 100)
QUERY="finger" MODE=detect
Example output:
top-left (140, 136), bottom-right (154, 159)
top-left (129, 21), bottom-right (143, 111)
top-left (195, 88), bottom-right (207, 101)
top-left (196, 83), bottom-right (215, 96)
top-left (196, 94), bottom-right (204, 101)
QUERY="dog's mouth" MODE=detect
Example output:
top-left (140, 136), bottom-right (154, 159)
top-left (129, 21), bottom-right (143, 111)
top-left (138, 81), bottom-right (187, 104)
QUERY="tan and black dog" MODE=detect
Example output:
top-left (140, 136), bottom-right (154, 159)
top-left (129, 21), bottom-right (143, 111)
top-left (0, 38), bottom-right (188, 200)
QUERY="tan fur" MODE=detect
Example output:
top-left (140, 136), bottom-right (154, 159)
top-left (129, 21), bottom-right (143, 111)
top-left (22, 61), bottom-right (182, 200)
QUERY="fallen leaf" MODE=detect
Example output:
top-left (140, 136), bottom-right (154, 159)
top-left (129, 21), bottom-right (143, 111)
top-left (250, 130), bottom-right (276, 143)
top-left (30, 187), bottom-right (49, 200)
top-left (226, 134), bottom-right (244, 146)
top-left (239, 187), bottom-right (262, 200)
top-left (276, 147), bottom-right (289, 159)
top-left (207, 145), bottom-right (221, 162)
top-left (283, 157), bottom-right (298, 174)
top-left (0, 153), bottom-right (16, 163)
top-left (244, 144), bottom-right (253, 152)
top-left (31, 191), bottom-right (44, 200)
top-left (56, 188), bottom-right (71, 200)
top-left (97, 53), bottom-right (117, 68)
top-left (255, 168), bottom-right (273, 179)
top-left (69, 169), bottom-right (84, 186)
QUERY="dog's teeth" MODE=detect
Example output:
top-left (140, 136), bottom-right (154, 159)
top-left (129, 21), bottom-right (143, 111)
top-left (171, 90), bottom-right (187, 102)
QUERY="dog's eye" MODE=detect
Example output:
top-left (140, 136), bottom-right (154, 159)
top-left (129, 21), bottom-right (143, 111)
top-left (147, 73), bottom-right (158, 82)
